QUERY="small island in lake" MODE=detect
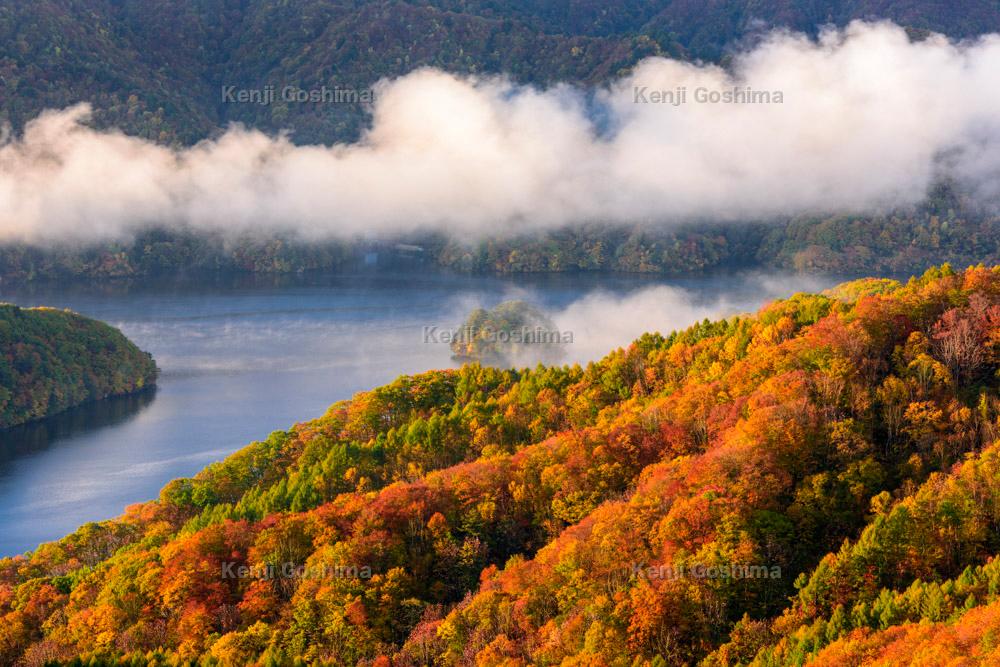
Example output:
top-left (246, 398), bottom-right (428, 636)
top-left (0, 304), bottom-right (158, 428)
top-left (450, 300), bottom-right (570, 366)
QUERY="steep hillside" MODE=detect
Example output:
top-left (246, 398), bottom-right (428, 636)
top-left (2, 265), bottom-right (1000, 664)
top-left (2, 1), bottom-right (998, 144)
top-left (0, 0), bottom-right (657, 145)
top-left (0, 304), bottom-right (157, 429)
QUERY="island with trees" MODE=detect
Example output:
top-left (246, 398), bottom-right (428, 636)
top-left (450, 300), bottom-right (568, 366)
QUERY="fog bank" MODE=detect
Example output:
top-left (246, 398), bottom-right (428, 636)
top-left (3, 21), bottom-right (1000, 244)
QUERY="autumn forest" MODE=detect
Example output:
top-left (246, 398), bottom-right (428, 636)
top-left (2, 266), bottom-right (999, 665)
top-left (7, 2), bottom-right (1000, 665)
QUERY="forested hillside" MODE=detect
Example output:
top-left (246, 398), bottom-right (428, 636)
top-left (0, 304), bottom-right (157, 429)
top-left (3, 265), bottom-right (1000, 665)
top-left (3, 197), bottom-right (996, 282)
top-left (2, 1), bottom-right (998, 144)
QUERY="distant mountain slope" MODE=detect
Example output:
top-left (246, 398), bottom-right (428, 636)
top-left (2, 0), bottom-right (998, 144)
top-left (3, 198), bottom-right (998, 282)
top-left (0, 0), bottom-right (656, 144)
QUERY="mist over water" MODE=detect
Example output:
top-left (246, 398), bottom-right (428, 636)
top-left (0, 269), bottom-right (850, 555)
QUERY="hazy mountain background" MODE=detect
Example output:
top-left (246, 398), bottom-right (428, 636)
top-left (3, 2), bottom-right (1000, 281)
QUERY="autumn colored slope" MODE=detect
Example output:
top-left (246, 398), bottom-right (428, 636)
top-left (2, 265), bottom-right (1000, 666)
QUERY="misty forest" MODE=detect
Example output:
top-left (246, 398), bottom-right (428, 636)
top-left (3, 2), bottom-right (1000, 667)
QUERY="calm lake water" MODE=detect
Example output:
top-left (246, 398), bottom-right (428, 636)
top-left (0, 269), bottom-right (847, 556)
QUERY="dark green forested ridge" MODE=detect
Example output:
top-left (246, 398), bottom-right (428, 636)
top-left (0, 303), bottom-right (157, 429)
top-left (2, 0), bottom-right (998, 144)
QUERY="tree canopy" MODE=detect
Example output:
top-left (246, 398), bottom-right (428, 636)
top-left (3, 266), bottom-right (1000, 665)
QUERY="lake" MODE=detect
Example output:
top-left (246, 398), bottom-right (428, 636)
top-left (0, 269), bottom-right (847, 556)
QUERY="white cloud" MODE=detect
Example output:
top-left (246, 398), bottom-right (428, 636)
top-left (3, 21), bottom-right (1000, 245)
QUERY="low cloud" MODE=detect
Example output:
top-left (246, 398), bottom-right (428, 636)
top-left (468, 272), bottom-right (836, 366)
top-left (3, 21), bottom-right (1000, 245)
